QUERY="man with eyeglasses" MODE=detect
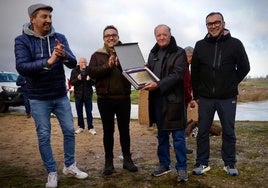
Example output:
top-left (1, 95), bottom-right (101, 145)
top-left (191, 12), bottom-right (250, 176)
top-left (88, 25), bottom-right (138, 175)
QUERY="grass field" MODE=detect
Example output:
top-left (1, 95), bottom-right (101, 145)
top-left (242, 78), bottom-right (268, 87)
top-left (71, 78), bottom-right (268, 105)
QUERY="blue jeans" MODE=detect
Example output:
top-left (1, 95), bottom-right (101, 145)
top-left (158, 130), bottom-right (187, 171)
top-left (75, 97), bottom-right (93, 129)
top-left (152, 92), bottom-right (187, 170)
top-left (30, 96), bottom-right (75, 173)
top-left (196, 97), bottom-right (237, 166)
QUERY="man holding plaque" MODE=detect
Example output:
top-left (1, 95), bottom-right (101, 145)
top-left (143, 24), bottom-right (188, 182)
top-left (88, 25), bottom-right (138, 175)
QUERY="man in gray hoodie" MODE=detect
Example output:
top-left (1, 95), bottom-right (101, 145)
top-left (14, 4), bottom-right (88, 188)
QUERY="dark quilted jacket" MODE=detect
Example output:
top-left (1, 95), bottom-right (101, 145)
top-left (15, 23), bottom-right (77, 100)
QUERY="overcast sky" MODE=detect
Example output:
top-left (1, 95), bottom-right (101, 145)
top-left (1, 0), bottom-right (267, 78)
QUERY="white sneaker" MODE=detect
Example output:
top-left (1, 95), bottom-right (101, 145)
top-left (75, 128), bottom-right (84, 134)
top-left (62, 162), bottom-right (88, 179)
top-left (89, 129), bottom-right (96, 135)
top-left (45, 172), bottom-right (58, 188)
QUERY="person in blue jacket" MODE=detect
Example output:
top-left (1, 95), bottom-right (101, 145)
top-left (16, 75), bottom-right (31, 118)
top-left (14, 3), bottom-right (88, 188)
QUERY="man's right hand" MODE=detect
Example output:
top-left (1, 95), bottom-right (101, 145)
top-left (142, 81), bottom-right (158, 91)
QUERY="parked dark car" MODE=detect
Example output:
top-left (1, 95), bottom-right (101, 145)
top-left (0, 71), bottom-right (24, 113)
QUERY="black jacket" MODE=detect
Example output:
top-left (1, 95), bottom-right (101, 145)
top-left (147, 36), bottom-right (187, 131)
top-left (191, 29), bottom-right (250, 99)
top-left (70, 66), bottom-right (95, 99)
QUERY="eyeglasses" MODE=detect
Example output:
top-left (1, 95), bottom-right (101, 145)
top-left (206, 20), bottom-right (222, 28)
top-left (103, 34), bottom-right (118, 38)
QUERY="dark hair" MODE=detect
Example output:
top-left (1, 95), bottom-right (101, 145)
top-left (103, 25), bottom-right (118, 36)
top-left (206, 12), bottom-right (224, 21)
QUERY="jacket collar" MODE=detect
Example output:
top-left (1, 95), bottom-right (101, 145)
top-left (96, 41), bottom-right (122, 55)
top-left (150, 36), bottom-right (178, 54)
top-left (204, 29), bottom-right (231, 43)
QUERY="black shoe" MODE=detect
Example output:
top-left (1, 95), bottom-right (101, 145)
top-left (152, 166), bottom-right (171, 177)
top-left (123, 155), bottom-right (138, 172)
top-left (186, 148), bottom-right (193, 154)
top-left (103, 158), bottom-right (114, 175)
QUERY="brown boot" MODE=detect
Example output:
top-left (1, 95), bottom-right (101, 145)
top-left (123, 154), bottom-right (138, 172)
top-left (103, 157), bottom-right (114, 175)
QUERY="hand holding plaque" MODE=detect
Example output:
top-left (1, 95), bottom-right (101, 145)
top-left (114, 43), bottom-right (159, 90)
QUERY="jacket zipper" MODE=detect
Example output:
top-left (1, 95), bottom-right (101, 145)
top-left (212, 43), bottom-right (218, 94)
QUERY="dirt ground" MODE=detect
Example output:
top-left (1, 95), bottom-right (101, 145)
top-left (0, 114), bottom-right (160, 171)
top-left (0, 114), bottom-right (163, 186)
top-left (1, 113), bottom-right (267, 188)
top-left (1, 80), bottom-right (267, 187)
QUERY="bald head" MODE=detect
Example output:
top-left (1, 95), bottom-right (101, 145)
top-left (79, 57), bottom-right (87, 70)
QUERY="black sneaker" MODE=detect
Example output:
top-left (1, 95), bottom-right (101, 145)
top-left (152, 166), bottom-right (171, 177)
top-left (123, 156), bottom-right (138, 172)
top-left (103, 158), bottom-right (114, 175)
top-left (103, 164), bottom-right (114, 175)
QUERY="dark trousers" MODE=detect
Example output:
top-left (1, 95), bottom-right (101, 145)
top-left (97, 97), bottom-right (131, 159)
top-left (75, 97), bottom-right (93, 129)
top-left (196, 96), bottom-right (237, 166)
top-left (22, 92), bottom-right (31, 114)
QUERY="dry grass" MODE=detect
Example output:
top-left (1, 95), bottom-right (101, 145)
top-left (238, 78), bottom-right (268, 102)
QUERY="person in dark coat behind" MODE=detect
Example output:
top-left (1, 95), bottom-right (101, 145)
top-left (16, 75), bottom-right (31, 118)
top-left (143, 24), bottom-right (188, 182)
top-left (70, 57), bottom-right (96, 135)
top-left (183, 46), bottom-right (195, 154)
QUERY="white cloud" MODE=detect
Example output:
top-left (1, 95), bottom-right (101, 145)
top-left (1, 0), bottom-right (267, 77)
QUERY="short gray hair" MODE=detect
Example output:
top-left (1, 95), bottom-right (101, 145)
top-left (154, 24), bottom-right (171, 35)
top-left (184, 46), bottom-right (194, 56)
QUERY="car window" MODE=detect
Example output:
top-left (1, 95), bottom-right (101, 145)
top-left (0, 73), bottom-right (18, 82)
top-left (0, 74), bottom-right (7, 81)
